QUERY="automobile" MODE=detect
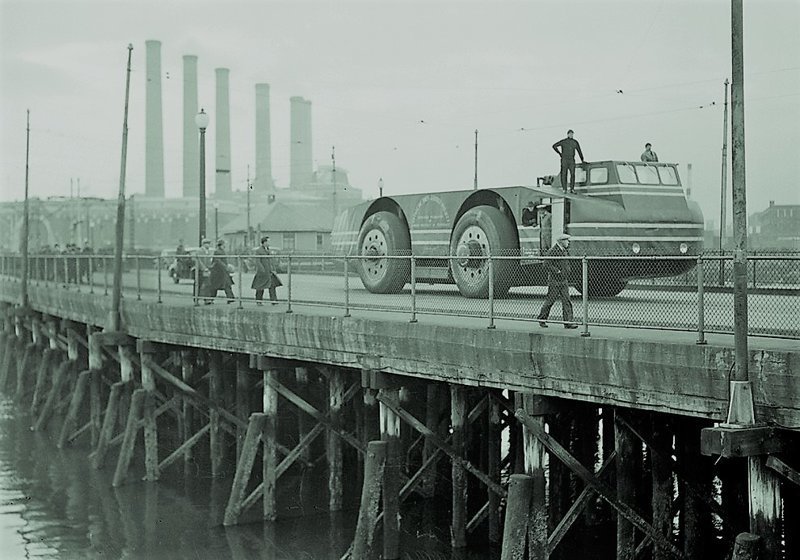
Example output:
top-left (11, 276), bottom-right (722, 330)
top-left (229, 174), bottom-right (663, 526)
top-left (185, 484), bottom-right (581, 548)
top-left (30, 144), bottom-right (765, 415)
top-left (162, 247), bottom-right (199, 283)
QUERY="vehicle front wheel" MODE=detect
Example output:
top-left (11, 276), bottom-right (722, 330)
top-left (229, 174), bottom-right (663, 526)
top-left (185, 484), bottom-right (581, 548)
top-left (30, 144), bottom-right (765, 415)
top-left (356, 211), bottom-right (411, 294)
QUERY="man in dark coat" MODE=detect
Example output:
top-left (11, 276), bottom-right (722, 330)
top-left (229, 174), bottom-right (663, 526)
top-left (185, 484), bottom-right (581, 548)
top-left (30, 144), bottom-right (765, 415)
top-left (205, 239), bottom-right (235, 304)
top-left (537, 233), bottom-right (578, 328)
top-left (251, 236), bottom-right (281, 304)
top-left (552, 129), bottom-right (586, 193)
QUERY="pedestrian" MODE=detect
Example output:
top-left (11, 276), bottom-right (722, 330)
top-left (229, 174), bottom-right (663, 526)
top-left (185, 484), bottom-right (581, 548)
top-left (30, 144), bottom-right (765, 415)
top-left (537, 233), bottom-right (578, 329)
top-left (197, 237), bottom-right (213, 303)
top-left (538, 204), bottom-right (552, 251)
top-left (521, 200), bottom-right (539, 227)
top-left (552, 129), bottom-right (586, 193)
top-left (251, 235), bottom-right (282, 305)
top-left (206, 239), bottom-right (235, 304)
top-left (640, 142), bottom-right (658, 162)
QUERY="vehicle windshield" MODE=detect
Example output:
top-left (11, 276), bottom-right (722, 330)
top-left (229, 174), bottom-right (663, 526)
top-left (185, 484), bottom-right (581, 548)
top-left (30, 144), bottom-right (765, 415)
top-left (616, 163), bottom-right (680, 186)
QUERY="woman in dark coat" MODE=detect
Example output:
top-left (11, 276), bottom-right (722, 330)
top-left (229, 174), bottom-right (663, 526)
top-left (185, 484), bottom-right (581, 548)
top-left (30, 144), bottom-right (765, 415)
top-left (206, 239), bottom-right (235, 303)
top-left (251, 236), bottom-right (281, 304)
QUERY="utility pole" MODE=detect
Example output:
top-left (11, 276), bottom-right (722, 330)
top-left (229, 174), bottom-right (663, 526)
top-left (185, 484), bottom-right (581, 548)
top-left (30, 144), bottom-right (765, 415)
top-left (719, 78), bottom-right (730, 257)
top-left (331, 146), bottom-right (337, 224)
top-left (21, 110), bottom-right (31, 309)
top-left (473, 129), bottom-right (478, 190)
top-left (111, 43), bottom-right (133, 332)
top-left (246, 165), bottom-right (252, 247)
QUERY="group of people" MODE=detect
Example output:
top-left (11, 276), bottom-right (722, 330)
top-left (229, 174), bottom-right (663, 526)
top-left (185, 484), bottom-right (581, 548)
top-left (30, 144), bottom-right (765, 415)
top-left (551, 128), bottom-right (658, 193)
top-left (31, 241), bottom-right (94, 284)
top-left (194, 236), bottom-right (281, 305)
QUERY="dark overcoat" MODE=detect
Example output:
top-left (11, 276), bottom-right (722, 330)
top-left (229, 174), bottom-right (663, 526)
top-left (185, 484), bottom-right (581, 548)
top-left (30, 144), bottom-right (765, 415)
top-left (250, 246), bottom-right (282, 290)
top-left (208, 247), bottom-right (234, 290)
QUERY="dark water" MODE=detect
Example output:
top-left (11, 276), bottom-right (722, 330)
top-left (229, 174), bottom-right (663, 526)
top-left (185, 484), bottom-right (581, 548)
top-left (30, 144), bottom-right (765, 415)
top-left (0, 396), bottom-right (494, 560)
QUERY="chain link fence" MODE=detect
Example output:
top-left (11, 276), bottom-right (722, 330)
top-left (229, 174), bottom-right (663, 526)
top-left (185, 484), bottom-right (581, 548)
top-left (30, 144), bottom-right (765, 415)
top-left (1, 252), bottom-right (797, 339)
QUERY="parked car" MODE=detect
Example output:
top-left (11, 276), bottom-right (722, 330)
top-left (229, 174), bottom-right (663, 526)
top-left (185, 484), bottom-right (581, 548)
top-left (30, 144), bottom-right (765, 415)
top-left (162, 248), bottom-right (199, 283)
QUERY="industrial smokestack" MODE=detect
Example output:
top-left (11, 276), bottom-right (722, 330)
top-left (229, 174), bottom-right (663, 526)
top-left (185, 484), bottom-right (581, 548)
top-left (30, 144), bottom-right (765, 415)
top-left (215, 68), bottom-right (232, 199)
top-left (182, 55), bottom-right (199, 198)
top-left (254, 84), bottom-right (274, 193)
top-left (145, 40), bottom-right (165, 198)
top-left (290, 96), bottom-right (313, 189)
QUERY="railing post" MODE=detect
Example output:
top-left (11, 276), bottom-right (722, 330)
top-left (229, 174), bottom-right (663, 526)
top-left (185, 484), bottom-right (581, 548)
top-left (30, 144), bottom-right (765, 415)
top-left (696, 256), bottom-right (706, 345)
top-left (194, 256), bottom-right (200, 306)
top-left (344, 256), bottom-right (351, 318)
top-left (410, 255), bottom-right (418, 323)
top-left (751, 258), bottom-right (757, 289)
top-left (103, 256), bottom-right (108, 295)
top-left (63, 255), bottom-right (68, 287)
top-left (286, 256), bottom-right (293, 314)
top-left (88, 253), bottom-right (94, 294)
top-left (487, 253), bottom-right (495, 329)
top-left (136, 255), bottom-right (141, 300)
top-left (581, 257), bottom-right (591, 337)
top-left (237, 255), bottom-right (243, 309)
top-left (157, 255), bottom-right (162, 303)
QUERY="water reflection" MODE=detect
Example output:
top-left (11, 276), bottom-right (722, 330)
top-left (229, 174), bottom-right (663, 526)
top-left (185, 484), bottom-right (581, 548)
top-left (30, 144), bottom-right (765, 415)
top-left (0, 396), bottom-right (495, 559)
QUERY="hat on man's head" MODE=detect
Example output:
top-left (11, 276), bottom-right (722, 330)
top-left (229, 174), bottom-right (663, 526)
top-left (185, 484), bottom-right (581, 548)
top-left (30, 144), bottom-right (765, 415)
top-left (567, 129), bottom-right (574, 134)
top-left (556, 233), bottom-right (571, 241)
top-left (260, 236), bottom-right (270, 243)
top-left (217, 239), bottom-right (225, 246)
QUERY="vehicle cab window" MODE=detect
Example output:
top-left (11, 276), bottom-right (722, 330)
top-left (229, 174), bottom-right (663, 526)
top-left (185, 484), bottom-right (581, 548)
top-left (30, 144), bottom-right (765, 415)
top-left (589, 167), bottom-right (608, 184)
top-left (617, 163), bottom-right (637, 184)
top-left (658, 166), bottom-right (679, 185)
top-left (635, 165), bottom-right (660, 185)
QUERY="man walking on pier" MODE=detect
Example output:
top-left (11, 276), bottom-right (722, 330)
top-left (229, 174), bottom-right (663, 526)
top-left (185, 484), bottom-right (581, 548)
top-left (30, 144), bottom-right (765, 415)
top-left (251, 236), bottom-right (281, 305)
top-left (537, 233), bottom-right (578, 328)
top-left (552, 129), bottom-right (586, 193)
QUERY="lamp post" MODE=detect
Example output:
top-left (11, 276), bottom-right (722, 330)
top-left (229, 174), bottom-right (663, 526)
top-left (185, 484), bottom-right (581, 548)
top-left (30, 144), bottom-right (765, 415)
top-left (195, 108), bottom-right (209, 244)
top-left (214, 201), bottom-right (219, 241)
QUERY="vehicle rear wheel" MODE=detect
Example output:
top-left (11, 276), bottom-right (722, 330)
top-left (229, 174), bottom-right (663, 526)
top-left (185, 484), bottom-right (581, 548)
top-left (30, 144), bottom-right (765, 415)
top-left (450, 205), bottom-right (518, 298)
top-left (356, 211), bottom-right (411, 294)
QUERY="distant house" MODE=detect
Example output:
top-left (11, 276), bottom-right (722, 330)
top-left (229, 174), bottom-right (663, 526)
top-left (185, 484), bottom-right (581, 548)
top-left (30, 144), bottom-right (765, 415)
top-left (220, 201), bottom-right (342, 254)
top-left (749, 201), bottom-right (800, 250)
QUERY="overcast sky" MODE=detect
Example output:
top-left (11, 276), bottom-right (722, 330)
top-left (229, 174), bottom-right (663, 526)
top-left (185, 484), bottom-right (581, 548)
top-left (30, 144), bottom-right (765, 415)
top-left (1, 0), bottom-right (798, 225)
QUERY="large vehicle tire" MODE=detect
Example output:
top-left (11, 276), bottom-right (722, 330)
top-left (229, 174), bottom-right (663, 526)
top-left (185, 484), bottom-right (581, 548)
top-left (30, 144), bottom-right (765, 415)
top-left (450, 205), bottom-right (518, 298)
top-left (356, 211), bottom-right (411, 294)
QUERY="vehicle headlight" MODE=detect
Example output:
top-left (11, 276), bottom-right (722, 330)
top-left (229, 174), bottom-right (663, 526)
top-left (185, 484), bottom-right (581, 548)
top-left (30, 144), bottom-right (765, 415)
top-left (631, 243), bottom-right (641, 255)
top-left (679, 243), bottom-right (689, 254)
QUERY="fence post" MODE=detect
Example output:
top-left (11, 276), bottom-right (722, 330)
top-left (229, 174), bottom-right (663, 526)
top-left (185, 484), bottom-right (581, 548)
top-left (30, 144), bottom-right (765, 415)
top-left (88, 253), bottom-right (94, 294)
top-left (286, 256), bottom-right (293, 314)
top-left (581, 257), bottom-right (591, 337)
top-left (751, 259), bottom-right (757, 289)
top-left (194, 256), bottom-right (200, 306)
top-left (63, 255), bottom-right (68, 287)
top-left (344, 256), bottom-right (351, 318)
top-left (696, 256), bottom-right (706, 345)
top-left (237, 255), bottom-right (243, 309)
top-left (487, 253), bottom-right (495, 329)
top-left (135, 256), bottom-right (141, 300)
top-left (410, 255), bottom-right (417, 323)
top-left (103, 256), bottom-right (108, 296)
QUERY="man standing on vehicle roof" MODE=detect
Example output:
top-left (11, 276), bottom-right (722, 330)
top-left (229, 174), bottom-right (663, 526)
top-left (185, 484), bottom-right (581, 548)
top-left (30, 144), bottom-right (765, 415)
top-left (537, 233), bottom-right (578, 329)
top-left (640, 142), bottom-right (658, 162)
top-left (552, 129), bottom-right (586, 194)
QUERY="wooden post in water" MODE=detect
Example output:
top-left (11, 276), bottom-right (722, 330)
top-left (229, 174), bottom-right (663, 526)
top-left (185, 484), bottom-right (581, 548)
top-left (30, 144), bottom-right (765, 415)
top-left (488, 390), bottom-right (502, 543)
top-left (379, 386), bottom-right (401, 559)
top-left (295, 366), bottom-right (312, 461)
top-left (420, 382), bottom-right (440, 498)
top-left (328, 368), bottom-right (345, 511)
top-left (263, 366), bottom-right (278, 521)
top-left (520, 394), bottom-right (548, 559)
top-left (615, 409), bottom-right (636, 560)
top-left (223, 412), bottom-right (267, 526)
top-left (677, 418), bottom-right (712, 558)
top-left (209, 351), bottom-right (223, 477)
top-left (352, 440), bottom-right (388, 559)
top-left (88, 327), bottom-right (103, 446)
top-left (450, 384), bottom-right (467, 548)
top-left (235, 356), bottom-right (251, 460)
top-left (501, 474), bottom-right (534, 560)
top-left (731, 533), bottom-right (761, 560)
top-left (651, 413), bottom-right (672, 560)
top-left (748, 456), bottom-right (781, 560)
top-left (112, 388), bottom-right (146, 486)
top-left (181, 350), bottom-right (195, 476)
top-left (139, 345), bottom-right (159, 482)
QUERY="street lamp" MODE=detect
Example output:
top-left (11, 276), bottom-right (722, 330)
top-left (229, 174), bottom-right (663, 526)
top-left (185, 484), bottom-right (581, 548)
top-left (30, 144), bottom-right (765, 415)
top-left (195, 108), bottom-right (209, 244)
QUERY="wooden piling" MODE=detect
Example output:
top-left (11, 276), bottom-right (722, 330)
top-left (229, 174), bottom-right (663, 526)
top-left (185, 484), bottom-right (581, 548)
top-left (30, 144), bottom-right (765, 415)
top-left (263, 367), bottom-right (278, 521)
top-left (352, 440), bottom-right (388, 560)
top-left (112, 388), bottom-right (146, 487)
top-left (30, 348), bottom-right (57, 415)
top-left (748, 455), bottom-right (782, 560)
top-left (32, 358), bottom-right (74, 432)
top-left (677, 417), bottom-right (712, 559)
top-left (420, 383), bottom-right (440, 498)
top-left (223, 412), bottom-right (267, 526)
top-left (92, 380), bottom-right (127, 469)
top-left (488, 391), bottom-right (501, 543)
top-left (451, 384), bottom-right (467, 549)
top-left (57, 369), bottom-right (90, 448)
top-left (651, 413), bottom-right (672, 560)
top-left (142, 391), bottom-right (159, 481)
top-left (731, 532), bottom-right (761, 560)
top-left (180, 350), bottom-right (195, 476)
top-left (14, 342), bottom-right (37, 401)
top-left (615, 409), bottom-right (636, 560)
top-left (296, 366), bottom-right (312, 461)
top-left (328, 368), bottom-right (345, 511)
top-left (235, 357), bottom-right (251, 460)
top-left (520, 394), bottom-right (548, 560)
top-left (379, 386), bottom-right (401, 560)
top-left (501, 474), bottom-right (534, 560)
top-left (209, 351), bottom-right (223, 477)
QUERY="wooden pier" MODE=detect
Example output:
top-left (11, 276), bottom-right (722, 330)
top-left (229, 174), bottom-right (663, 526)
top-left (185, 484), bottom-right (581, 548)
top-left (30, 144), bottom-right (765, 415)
top-left (1, 280), bottom-right (798, 559)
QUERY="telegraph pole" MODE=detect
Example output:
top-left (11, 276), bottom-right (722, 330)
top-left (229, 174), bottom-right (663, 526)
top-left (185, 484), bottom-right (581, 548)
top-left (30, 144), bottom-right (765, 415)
top-left (719, 79), bottom-right (730, 254)
top-left (111, 44), bottom-right (133, 332)
top-left (246, 165), bottom-right (252, 247)
top-left (331, 146), bottom-right (337, 223)
top-left (21, 110), bottom-right (31, 309)
top-left (473, 129), bottom-right (478, 190)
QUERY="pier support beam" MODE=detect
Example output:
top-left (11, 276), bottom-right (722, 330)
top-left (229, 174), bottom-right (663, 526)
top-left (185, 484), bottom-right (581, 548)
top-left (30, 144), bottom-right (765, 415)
top-left (450, 384), bottom-right (467, 549)
top-left (262, 366), bottom-right (278, 521)
top-left (328, 368), bottom-right (345, 512)
top-left (615, 409), bottom-right (637, 560)
top-left (380, 386), bottom-right (401, 560)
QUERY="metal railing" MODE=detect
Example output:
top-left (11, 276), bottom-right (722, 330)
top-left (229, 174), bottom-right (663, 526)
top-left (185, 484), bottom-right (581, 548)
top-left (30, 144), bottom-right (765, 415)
top-left (0, 252), bottom-right (797, 340)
